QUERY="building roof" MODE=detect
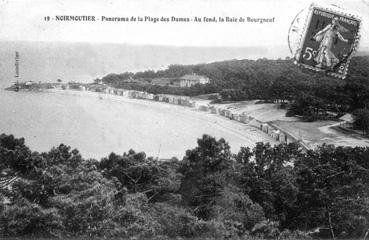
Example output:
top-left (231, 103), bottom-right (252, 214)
top-left (339, 114), bottom-right (354, 123)
top-left (0, 175), bottom-right (21, 205)
top-left (180, 74), bottom-right (207, 81)
top-left (0, 176), bottom-right (19, 192)
top-left (25, 81), bottom-right (34, 85)
top-left (151, 78), bottom-right (173, 86)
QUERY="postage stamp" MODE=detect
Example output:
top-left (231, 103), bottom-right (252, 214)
top-left (294, 4), bottom-right (362, 79)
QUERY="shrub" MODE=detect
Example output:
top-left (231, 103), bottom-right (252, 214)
top-left (212, 186), bottom-right (265, 235)
top-left (0, 199), bottom-right (62, 237)
top-left (151, 202), bottom-right (202, 238)
top-left (251, 220), bottom-right (280, 239)
top-left (279, 229), bottom-right (312, 240)
top-left (112, 193), bottom-right (162, 238)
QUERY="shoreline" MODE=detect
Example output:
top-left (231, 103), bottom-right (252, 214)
top-left (51, 87), bottom-right (369, 150)
top-left (46, 88), bottom-right (278, 155)
top-left (49, 88), bottom-right (278, 141)
top-left (1, 87), bottom-right (279, 159)
top-left (5, 87), bottom-right (368, 156)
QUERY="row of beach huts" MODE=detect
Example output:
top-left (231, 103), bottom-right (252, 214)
top-left (202, 105), bottom-right (299, 145)
top-left (101, 88), bottom-right (198, 107)
top-left (87, 86), bottom-right (305, 148)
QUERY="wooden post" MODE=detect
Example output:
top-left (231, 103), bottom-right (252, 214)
top-left (363, 228), bottom-right (369, 240)
top-left (328, 211), bottom-right (336, 240)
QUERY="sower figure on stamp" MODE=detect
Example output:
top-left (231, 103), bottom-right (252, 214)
top-left (313, 16), bottom-right (349, 70)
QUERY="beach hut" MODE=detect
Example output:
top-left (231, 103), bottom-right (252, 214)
top-left (209, 106), bottom-right (217, 114)
top-left (267, 127), bottom-right (274, 136)
top-left (147, 93), bottom-right (154, 100)
top-left (232, 113), bottom-right (238, 121)
top-left (188, 100), bottom-right (196, 107)
top-left (173, 97), bottom-right (179, 105)
top-left (279, 132), bottom-right (287, 143)
top-left (178, 98), bottom-right (185, 106)
top-left (181, 98), bottom-right (189, 106)
top-left (163, 96), bottom-right (170, 103)
top-left (272, 130), bottom-right (281, 140)
top-left (222, 109), bottom-right (227, 117)
top-left (135, 92), bottom-right (142, 99)
top-left (182, 97), bottom-right (190, 106)
top-left (177, 98), bottom-right (182, 105)
top-left (223, 110), bottom-right (228, 117)
top-left (129, 91), bottom-right (136, 98)
top-left (224, 110), bottom-right (231, 118)
top-left (231, 113), bottom-right (239, 122)
top-left (228, 112), bottom-right (234, 120)
top-left (239, 113), bottom-right (248, 123)
top-left (198, 105), bottom-right (209, 111)
top-left (261, 123), bottom-right (269, 133)
top-left (167, 96), bottom-right (174, 104)
top-left (240, 114), bottom-right (246, 122)
top-left (234, 114), bottom-right (242, 122)
top-left (285, 134), bottom-right (293, 144)
top-left (339, 114), bottom-right (354, 128)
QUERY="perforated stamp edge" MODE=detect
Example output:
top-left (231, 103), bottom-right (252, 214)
top-left (293, 3), bottom-right (362, 79)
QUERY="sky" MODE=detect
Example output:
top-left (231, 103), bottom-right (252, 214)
top-left (0, 0), bottom-right (368, 48)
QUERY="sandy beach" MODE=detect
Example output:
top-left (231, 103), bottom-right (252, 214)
top-left (51, 89), bottom-right (277, 152)
top-left (221, 100), bottom-right (369, 149)
top-left (0, 88), bottom-right (276, 159)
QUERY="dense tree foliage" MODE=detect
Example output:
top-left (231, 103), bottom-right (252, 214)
top-left (0, 133), bottom-right (369, 239)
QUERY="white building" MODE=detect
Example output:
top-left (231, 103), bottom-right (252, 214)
top-left (174, 74), bottom-right (210, 87)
